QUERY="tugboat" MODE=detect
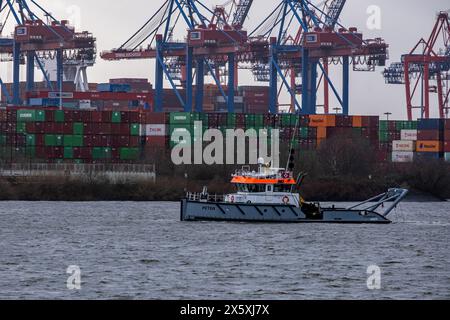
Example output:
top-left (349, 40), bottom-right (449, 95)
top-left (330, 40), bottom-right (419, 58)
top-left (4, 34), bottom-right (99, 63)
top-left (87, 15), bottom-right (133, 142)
top-left (181, 158), bottom-right (408, 224)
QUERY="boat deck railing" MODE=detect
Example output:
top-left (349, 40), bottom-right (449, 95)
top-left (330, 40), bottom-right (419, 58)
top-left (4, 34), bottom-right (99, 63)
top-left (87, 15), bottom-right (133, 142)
top-left (186, 192), bottom-right (225, 203)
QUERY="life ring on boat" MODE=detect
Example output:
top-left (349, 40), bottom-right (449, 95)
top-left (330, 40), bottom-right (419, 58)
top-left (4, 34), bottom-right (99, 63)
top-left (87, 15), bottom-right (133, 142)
top-left (282, 196), bottom-right (290, 204)
top-left (282, 172), bottom-right (290, 179)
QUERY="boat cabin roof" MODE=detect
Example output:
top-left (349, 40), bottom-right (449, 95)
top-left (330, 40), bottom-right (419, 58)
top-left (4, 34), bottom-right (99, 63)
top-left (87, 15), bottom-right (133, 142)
top-left (231, 167), bottom-right (296, 185)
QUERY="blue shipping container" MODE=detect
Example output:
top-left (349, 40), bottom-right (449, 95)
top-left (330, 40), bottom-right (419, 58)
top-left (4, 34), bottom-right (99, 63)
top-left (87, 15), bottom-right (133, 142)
top-left (97, 83), bottom-right (131, 93)
top-left (415, 152), bottom-right (443, 160)
top-left (417, 119), bottom-right (444, 130)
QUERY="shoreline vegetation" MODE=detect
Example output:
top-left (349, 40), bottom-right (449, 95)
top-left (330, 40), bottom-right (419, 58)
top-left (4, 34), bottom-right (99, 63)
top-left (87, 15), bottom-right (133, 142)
top-left (1, 136), bottom-right (449, 202)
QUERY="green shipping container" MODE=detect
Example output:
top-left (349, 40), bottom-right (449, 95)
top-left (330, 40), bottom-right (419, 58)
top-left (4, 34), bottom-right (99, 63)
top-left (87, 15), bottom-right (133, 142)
top-left (170, 112), bottom-right (200, 125)
top-left (16, 122), bottom-right (27, 134)
top-left (44, 135), bottom-right (56, 146)
top-left (92, 147), bottom-right (112, 160)
top-left (120, 148), bottom-right (140, 160)
top-left (379, 121), bottom-right (389, 131)
top-left (26, 134), bottom-right (36, 146)
top-left (0, 135), bottom-right (6, 145)
top-left (227, 113), bottom-right (237, 127)
top-left (64, 147), bottom-right (74, 159)
top-left (25, 147), bottom-right (36, 158)
top-left (55, 110), bottom-right (65, 122)
top-left (55, 135), bottom-right (63, 146)
top-left (17, 110), bottom-right (36, 122)
top-left (130, 123), bottom-right (140, 136)
top-left (73, 123), bottom-right (84, 135)
top-left (64, 135), bottom-right (83, 147)
top-left (379, 130), bottom-right (389, 142)
top-left (299, 127), bottom-right (309, 139)
top-left (112, 112), bottom-right (122, 123)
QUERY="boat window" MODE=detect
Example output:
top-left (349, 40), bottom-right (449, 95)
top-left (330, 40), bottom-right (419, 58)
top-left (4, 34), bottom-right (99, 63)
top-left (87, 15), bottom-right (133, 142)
top-left (236, 184), bottom-right (248, 192)
top-left (267, 185), bottom-right (273, 192)
top-left (274, 184), bottom-right (292, 192)
top-left (247, 184), bottom-right (266, 193)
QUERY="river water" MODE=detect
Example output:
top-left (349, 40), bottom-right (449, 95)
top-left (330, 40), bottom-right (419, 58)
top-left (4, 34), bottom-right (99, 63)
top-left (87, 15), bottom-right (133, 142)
top-left (0, 201), bottom-right (449, 300)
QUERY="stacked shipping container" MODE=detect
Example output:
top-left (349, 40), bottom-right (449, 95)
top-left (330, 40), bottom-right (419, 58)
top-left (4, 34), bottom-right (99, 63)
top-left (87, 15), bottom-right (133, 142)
top-left (2, 108), bottom-right (450, 165)
top-left (0, 109), bottom-right (141, 163)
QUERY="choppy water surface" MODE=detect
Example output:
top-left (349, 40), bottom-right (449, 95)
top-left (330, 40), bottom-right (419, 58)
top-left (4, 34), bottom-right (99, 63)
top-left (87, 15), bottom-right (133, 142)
top-left (0, 201), bottom-right (449, 300)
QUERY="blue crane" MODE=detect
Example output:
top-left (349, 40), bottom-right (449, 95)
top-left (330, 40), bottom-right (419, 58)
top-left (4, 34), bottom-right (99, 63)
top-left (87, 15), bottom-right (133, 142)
top-left (232, 0), bottom-right (253, 29)
top-left (0, 0), bottom-right (96, 105)
top-left (324, 0), bottom-right (346, 29)
top-left (249, 0), bottom-right (387, 115)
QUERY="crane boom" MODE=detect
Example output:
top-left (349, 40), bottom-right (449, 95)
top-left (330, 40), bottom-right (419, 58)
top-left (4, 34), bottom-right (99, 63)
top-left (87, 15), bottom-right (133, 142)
top-left (324, 0), bottom-right (346, 28)
top-left (232, 0), bottom-right (253, 29)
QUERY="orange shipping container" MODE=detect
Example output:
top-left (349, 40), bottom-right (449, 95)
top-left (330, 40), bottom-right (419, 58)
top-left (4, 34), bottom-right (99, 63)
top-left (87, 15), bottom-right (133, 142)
top-left (317, 127), bottom-right (327, 139)
top-left (352, 116), bottom-right (363, 128)
top-left (416, 141), bottom-right (442, 153)
top-left (309, 115), bottom-right (336, 127)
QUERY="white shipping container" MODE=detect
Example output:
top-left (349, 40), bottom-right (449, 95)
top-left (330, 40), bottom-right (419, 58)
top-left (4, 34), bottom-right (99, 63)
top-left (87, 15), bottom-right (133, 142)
top-left (145, 124), bottom-right (166, 137)
top-left (392, 152), bottom-right (414, 163)
top-left (401, 130), bottom-right (418, 141)
top-left (392, 140), bottom-right (415, 152)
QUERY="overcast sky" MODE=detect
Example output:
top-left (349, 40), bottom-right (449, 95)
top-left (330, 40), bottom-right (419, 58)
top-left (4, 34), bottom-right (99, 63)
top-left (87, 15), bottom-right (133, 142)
top-left (1, 0), bottom-right (449, 119)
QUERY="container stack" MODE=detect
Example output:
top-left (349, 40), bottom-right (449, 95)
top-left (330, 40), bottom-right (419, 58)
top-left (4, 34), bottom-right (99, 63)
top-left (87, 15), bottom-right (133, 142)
top-left (0, 109), bottom-right (141, 163)
top-left (416, 119), bottom-right (444, 160)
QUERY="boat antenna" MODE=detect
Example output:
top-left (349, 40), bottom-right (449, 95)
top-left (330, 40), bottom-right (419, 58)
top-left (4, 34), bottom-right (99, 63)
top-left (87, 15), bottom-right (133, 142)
top-left (285, 112), bottom-right (301, 171)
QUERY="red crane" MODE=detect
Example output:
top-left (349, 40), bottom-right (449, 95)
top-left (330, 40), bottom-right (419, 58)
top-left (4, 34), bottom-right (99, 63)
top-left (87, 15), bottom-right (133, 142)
top-left (384, 12), bottom-right (450, 120)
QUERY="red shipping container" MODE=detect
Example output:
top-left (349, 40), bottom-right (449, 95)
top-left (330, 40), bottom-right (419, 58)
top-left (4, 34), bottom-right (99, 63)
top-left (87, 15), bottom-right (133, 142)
top-left (119, 135), bottom-right (130, 147)
top-left (83, 135), bottom-right (93, 147)
top-left (111, 147), bottom-right (120, 160)
top-left (80, 111), bottom-right (91, 123)
top-left (417, 130), bottom-right (442, 141)
top-left (74, 147), bottom-right (92, 159)
top-left (100, 135), bottom-right (111, 147)
top-left (35, 146), bottom-right (47, 159)
top-left (36, 134), bottom-right (44, 146)
top-left (72, 111), bottom-right (83, 122)
top-left (83, 123), bottom-right (93, 135)
top-left (145, 112), bottom-right (167, 124)
top-left (444, 119), bottom-right (450, 130)
top-left (445, 130), bottom-right (450, 141)
top-left (101, 111), bottom-right (112, 123)
top-left (119, 124), bottom-right (130, 135)
top-left (444, 141), bottom-right (450, 152)
top-left (120, 111), bottom-right (130, 123)
top-left (361, 116), bottom-right (380, 128)
top-left (44, 122), bottom-right (54, 134)
top-left (111, 123), bottom-right (121, 135)
top-left (92, 135), bottom-right (102, 147)
top-left (129, 136), bottom-right (140, 147)
top-left (111, 136), bottom-right (121, 147)
top-left (145, 136), bottom-right (167, 146)
top-left (64, 110), bottom-right (74, 122)
top-left (91, 111), bottom-right (102, 123)
top-left (26, 122), bottom-right (36, 134)
top-left (129, 112), bottom-right (140, 123)
top-left (35, 122), bottom-right (45, 134)
top-left (63, 122), bottom-right (73, 135)
top-left (45, 110), bottom-right (55, 122)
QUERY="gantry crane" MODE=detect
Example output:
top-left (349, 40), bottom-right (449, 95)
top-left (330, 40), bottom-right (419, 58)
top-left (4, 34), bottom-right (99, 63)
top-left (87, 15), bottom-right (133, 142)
top-left (384, 11), bottom-right (450, 120)
top-left (101, 0), bottom-right (254, 113)
top-left (250, 0), bottom-right (387, 114)
top-left (0, 0), bottom-right (96, 105)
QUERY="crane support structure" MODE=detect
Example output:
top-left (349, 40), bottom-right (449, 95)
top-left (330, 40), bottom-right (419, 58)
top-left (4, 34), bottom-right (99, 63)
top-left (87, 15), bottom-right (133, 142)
top-left (384, 12), bottom-right (450, 120)
top-left (101, 0), bottom-right (387, 115)
top-left (0, 0), bottom-right (96, 105)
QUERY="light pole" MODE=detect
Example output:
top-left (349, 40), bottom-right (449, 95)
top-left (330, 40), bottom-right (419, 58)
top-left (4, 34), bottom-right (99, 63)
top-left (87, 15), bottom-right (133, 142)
top-left (384, 112), bottom-right (392, 121)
